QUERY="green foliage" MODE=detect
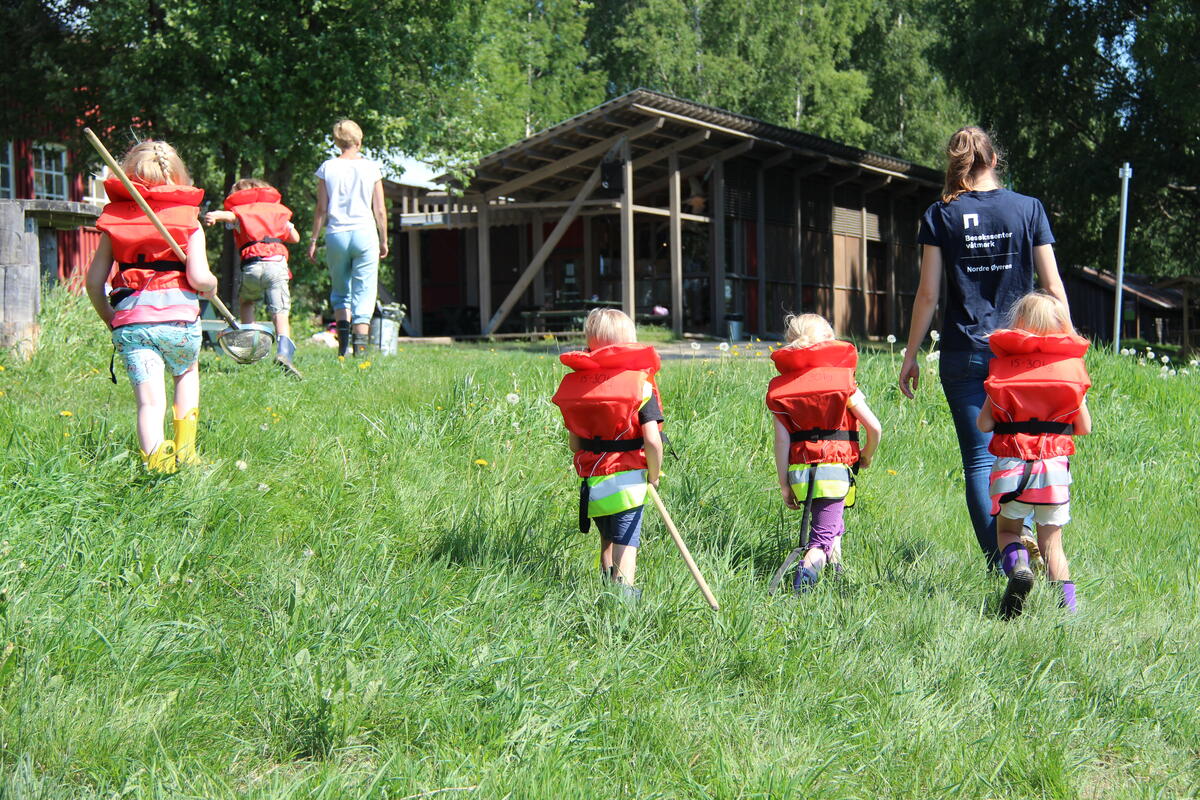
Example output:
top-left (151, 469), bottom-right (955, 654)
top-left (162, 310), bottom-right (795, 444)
top-left (1, 287), bottom-right (1199, 796)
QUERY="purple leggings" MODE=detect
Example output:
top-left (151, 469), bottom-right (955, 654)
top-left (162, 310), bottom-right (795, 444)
top-left (805, 497), bottom-right (846, 556)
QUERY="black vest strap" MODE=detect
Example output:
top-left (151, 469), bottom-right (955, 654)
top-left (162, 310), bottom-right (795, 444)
top-left (789, 428), bottom-right (859, 444)
top-left (995, 420), bottom-right (1074, 436)
top-left (239, 237), bottom-right (284, 255)
top-left (117, 255), bottom-right (184, 273)
top-left (580, 436), bottom-right (644, 453)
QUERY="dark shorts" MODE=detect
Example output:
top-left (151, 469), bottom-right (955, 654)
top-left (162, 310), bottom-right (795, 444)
top-left (594, 505), bottom-right (643, 548)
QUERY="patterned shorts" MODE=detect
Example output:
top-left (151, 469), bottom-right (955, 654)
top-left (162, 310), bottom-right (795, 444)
top-left (112, 321), bottom-right (201, 385)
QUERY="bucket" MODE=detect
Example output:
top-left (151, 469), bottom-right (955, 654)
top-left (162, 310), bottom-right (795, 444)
top-left (369, 317), bottom-right (399, 356)
top-left (726, 315), bottom-right (744, 342)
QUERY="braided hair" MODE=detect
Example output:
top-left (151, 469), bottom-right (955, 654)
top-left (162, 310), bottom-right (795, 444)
top-left (119, 139), bottom-right (191, 186)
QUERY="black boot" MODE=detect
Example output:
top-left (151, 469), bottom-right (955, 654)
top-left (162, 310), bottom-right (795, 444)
top-left (335, 321), bottom-right (351, 357)
top-left (352, 332), bottom-right (369, 357)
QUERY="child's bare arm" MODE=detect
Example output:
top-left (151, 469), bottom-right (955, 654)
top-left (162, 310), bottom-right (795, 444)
top-left (849, 400), bottom-right (882, 468)
top-left (977, 398), bottom-right (995, 432)
top-left (1073, 398), bottom-right (1092, 435)
top-left (568, 432), bottom-right (581, 452)
top-left (283, 221), bottom-right (301, 244)
top-left (185, 227), bottom-right (217, 296)
top-left (203, 210), bottom-right (236, 227)
top-left (773, 416), bottom-right (801, 509)
top-left (642, 422), bottom-right (662, 487)
top-left (84, 234), bottom-right (115, 328)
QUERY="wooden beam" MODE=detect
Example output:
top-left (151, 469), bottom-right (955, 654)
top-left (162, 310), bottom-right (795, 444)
top-left (860, 175), bottom-right (892, 193)
top-left (407, 230), bottom-right (422, 336)
top-left (635, 139), bottom-right (755, 199)
top-left (582, 215), bottom-right (594, 301)
top-left (793, 167), bottom-right (804, 312)
top-left (620, 138), bottom-right (636, 317)
top-left (631, 103), bottom-right (754, 142)
top-left (630, 204), bottom-right (710, 223)
top-left (711, 160), bottom-right (726, 337)
top-left (762, 150), bottom-right (793, 169)
top-left (484, 165), bottom-right (604, 334)
top-left (832, 167), bottom-right (861, 187)
top-left (669, 152), bottom-right (683, 337)
top-left (484, 118), bottom-right (662, 200)
top-left (478, 203), bottom-right (491, 333)
top-left (632, 130), bottom-right (711, 171)
top-left (795, 158), bottom-right (829, 178)
top-left (532, 212), bottom-right (545, 306)
top-left (886, 193), bottom-right (896, 338)
top-left (757, 168), bottom-right (767, 336)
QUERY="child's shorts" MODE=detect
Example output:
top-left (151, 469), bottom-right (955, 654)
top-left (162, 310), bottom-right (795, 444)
top-left (112, 321), bottom-right (201, 386)
top-left (593, 505), bottom-right (643, 548)
top-left (998, 500), bottom-right (1070, 527)
top-left (240, 258), bottom-right (291, 314)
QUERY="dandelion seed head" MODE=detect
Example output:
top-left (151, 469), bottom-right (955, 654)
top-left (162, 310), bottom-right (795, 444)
top-left (930, 330), bottom-right (941, 342)
top-left (236, 460), bottom-right (248, 471)
top-left (886, 334), bottom-right (897, 344)
top-left (690, 342), bottom-right (701, 350)
top-left (257, 483), bottom-right (269, 492)
top-left (718, 342), bottom-right (730, 352)
top-left (505, 393), bottom-right (520, 404)
top-left (1161, 355), bottom-right (1170, 364)
top-left (926, 351), bottom-right (941, 363)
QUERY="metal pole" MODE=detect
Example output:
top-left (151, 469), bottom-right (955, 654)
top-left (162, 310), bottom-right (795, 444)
top-left (1113, 162), bottom-right (1132, 352)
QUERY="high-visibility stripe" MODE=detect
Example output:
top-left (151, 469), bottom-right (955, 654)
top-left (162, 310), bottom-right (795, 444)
top-left (788, 463), bottom-right (851, 500)
top-left (989, 457), bottom-right (1072, 497)
top-left (587, 469), bottom-right (647, 517)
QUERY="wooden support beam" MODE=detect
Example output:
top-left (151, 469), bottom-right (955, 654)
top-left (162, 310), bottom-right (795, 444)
top-left (635, 139), bottom-right (755, 199)
top-left (669, 152), bottom-right (683, 337)
top-left (484, 118), bottom-right (662, 200)
top-left (757, 168), bottom-right (767, 336)
top-left (832, 167), bottom-right (862, 187)
top-left (620, 138), bottom-right (636, 317)
top-left (630, 204), bottom-right (710, 223)
top-left (711, 160), bottom-right (726, 337)
top-left (860, 175), bottom-right (892, 193)
top-left (886, 193), bottom-right (896, 338)
top-left (478, 203), bottom-right (491, 333)
top-left (762, 149), bottom-right (793, 169)
top-left (484, 164), bottom-right (604, 335)
top-left (582, 215), bottom-right (594, 301)
top-left (793, 168), bottom-right (804, 312)
top-left (795, 158), bottom-right (829, 179)
top-left (407, 230), bottom-right (422, 336)
top-left (532, 212), bottom-right (545, 306)
top-left (632, 130), bottom-right (711, 171)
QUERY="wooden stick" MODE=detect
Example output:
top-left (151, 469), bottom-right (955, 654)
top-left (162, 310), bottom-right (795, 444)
top-left (81, 127), bottom-right (240, 329)
top-left (647, 485), bottom-right (719, 610)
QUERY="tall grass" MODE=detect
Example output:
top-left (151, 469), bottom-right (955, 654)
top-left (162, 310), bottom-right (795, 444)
top-left (0, 288), bottom-right (1197, 799)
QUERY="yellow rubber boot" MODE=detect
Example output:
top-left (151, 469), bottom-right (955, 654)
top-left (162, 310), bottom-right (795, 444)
top-left (173, 408), bottom-right (201, 467)
top-left (141, 441), bottom-right (177, 474)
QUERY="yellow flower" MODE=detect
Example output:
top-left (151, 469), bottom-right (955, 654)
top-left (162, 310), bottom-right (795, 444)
top-left (90, 368), bottom-right (99, 375)
top-left (887, 469), bottom-right (897, 475)
top-left (358, 361), bottom-right (371, 370)
top-left (474, 458), bottom-right (488, 466)
top-left (397, 347), bottom-right (405, 352)
top-left (338, 355), bottom-right (345, 362)
top-left (436, 405), bottom-right (444, 410)
top-left (63, 432), bottom-right (70, 438)
top-left (59, 410), bottom-right (73, 417)
top-left (0, 365), bottom-right (5, 371)
top-left (0, 390), bottom-right (5, 397)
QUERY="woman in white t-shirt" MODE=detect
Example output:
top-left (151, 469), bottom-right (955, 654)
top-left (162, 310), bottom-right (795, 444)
top-left (308, 119), bottom-right (389, 357)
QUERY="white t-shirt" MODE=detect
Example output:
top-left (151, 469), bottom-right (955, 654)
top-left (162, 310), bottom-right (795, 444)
top-left (315, 156), bottom-right (383, 234)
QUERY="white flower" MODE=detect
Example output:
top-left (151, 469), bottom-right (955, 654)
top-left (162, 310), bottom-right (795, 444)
top-left (1191, 360), bottom-right (1199, 367)
top-left (1161, 365), bottom-right (1169, 372)
top-left (929, 330), bottom-right (941, 342)
top-left (1147, 350), bottom-right (1155, 360)
top-left (1169, 369), bottom-right (1177, 376)
top-left (505, 393), bottom-right (520, 405)
top-left (1182, 369), bottom-right (1190, 375)
top-left (886, 334), bottom-right (897, 344)
top-left (925, 351), bottom-right (941, 363)
top-left (1120, 348), bottom-right (1131, 356)
top-left (1161, 355), bottom-right (1170, 364)
top-left (235, 460), bottom-right (248, 471)
top-left (718, 342), bottom-right (730, 352)
top-left (690, 341), bottom-right (701, 351)
top-left (1138, 359), bottom-right (1146, 366)
top-left (303, 548), bottom-right (314, 558)
top-left (900, 347), bottom-right (907, 358)
top-left (257, 483), bottom-right (269, 492)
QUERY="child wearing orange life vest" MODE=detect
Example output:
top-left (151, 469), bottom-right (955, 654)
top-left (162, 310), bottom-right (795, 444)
top-left (978, 291), bottom-right (1091, 618)
top-left (84, 141), bottom-right (218, 473)
top-left (767, 314), bottom-right (881, 592)
top-left (204, 178), bottom-right (302, 377)
top-left (551, 309), bottom-right (664, 598)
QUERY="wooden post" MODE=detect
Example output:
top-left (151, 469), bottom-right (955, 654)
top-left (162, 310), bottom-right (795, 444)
top-left (582, 215), bottom-right (594, 301)
top-left (860, 191), bottom-right (869, 339)
top-left (1183, 284), bottom-right (1191, 356)
top-left (793, 169), bottom-right (804, 312)
top-left (407, 230), bottom-right (422, 336)
top-left (0, 202), bottom-right (39, 359)
top-left (757, 168), bottom-right (767, 337)
top-left (478, 202), bottom-right (491, 334)
top-left (712, 161), bottom-right (726, 337)
top-left (886, 194), bottom-right (896, 338)
top-left (668, 152), bottom-right (683, 336)
top-left (620, 139), bottom-right (636, 317)
top-left (532, 212), bottom-right (545, 307)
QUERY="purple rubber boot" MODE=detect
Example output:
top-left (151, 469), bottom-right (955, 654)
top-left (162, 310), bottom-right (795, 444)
top-left (793, 566), bottom-right (820, 593)
top-left (1055, 580), bottom-right (1077, 613)
top-left (999, 543), bottom-right (1033, 620)
top-left (1001, 542), bottom-right (1026, 577)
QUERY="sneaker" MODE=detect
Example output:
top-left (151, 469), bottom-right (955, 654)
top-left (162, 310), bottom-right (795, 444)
top-left (793, 566), bottom-right (820, 593)
top-left (1021, 528), bottom-right (1044, 574)
top-left (999, 564), bottom-right (1035, 619)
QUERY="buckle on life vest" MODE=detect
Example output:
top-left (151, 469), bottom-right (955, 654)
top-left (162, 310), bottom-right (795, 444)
top-left (789, 428), bottom-right (859, 443)
top-left (994, 420), bottom-right (1074, 435)
top-left (580, 436), bottom-right (644, 453)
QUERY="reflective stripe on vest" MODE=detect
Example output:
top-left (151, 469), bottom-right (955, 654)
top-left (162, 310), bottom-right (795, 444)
top-left (587, 469), bottom-right (648, 517)
top-left (788, 463), bottom-right (852, 500)
top-left (989, 458), bottom-right (1072, 498)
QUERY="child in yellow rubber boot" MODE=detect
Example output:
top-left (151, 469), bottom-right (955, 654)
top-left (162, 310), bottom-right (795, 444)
top-left (84, 140), bottom-right (217, 472)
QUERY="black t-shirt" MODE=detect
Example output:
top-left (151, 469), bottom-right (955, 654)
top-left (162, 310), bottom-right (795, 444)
top-left (918, 189), bottom-right (1055, 352)
top-left (638, 392), bottom-right (664, 426)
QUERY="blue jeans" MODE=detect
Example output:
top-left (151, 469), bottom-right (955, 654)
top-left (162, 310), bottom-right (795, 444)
top-left (326, 227), bottom-right (379, 325)
top-left (939, 349), bottom-right (1001, 570)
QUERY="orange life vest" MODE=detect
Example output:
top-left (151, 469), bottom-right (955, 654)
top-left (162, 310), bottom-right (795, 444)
top-left (95, 176), bottom-right (203, 327)
top-left (985, 330), bottom-right (1091, 459)
top-left (551, 343), bottom-right (662, 478)
top-left (766, 340), bottom-right (861, 466)
top-left (224, 186), bottom-right (293, 264)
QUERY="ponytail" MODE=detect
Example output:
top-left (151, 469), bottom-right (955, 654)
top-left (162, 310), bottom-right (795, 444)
top-left (942, 126), bottom-right (1002, 203)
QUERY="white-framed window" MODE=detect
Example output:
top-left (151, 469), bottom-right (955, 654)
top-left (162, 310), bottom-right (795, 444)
top-left (33, 144), bottom-right (68, 200)
top-left (84, 166), bottom-right (108, 204)
top-left (0, 142), bottom-right (13, 199)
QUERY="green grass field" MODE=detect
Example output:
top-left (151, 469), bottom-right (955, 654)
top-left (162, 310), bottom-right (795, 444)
top-left (2, 289), bottom-right (1198, 799)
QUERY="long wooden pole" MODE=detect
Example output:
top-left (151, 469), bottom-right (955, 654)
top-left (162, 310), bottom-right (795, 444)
top-left (646, 485), bottom-right (719, 610)
top-left (82, 127), bottom-right (241, 329)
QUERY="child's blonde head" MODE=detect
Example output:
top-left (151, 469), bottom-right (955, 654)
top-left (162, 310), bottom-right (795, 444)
top-left (120, 140), bottom-right (189, 186)
top-left (782, 313), bottom-right (835, 349)
top-left (231, 177), bottom-right (273, 192)
top-left (332, 119), bottom-right (363, 150)
top-left (584, 308), bottom-right (637, 349)
top-left (1007, 291), bottom-right (1076, 336)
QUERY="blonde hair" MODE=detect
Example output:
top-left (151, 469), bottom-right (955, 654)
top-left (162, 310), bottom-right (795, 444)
top-left (231, 177), bottom-right (272, 192)
top-left (332, 119), bottom-right (363, 150)
top-left (120, 140), bottom-right (190, 186)
top-left (782, 313), bottom-right (835, 349)
top-left (942, 126), bottom-right (1003, 203)
top-left (1007, 291), bottom-right (1076, 336)
top-left (584, 308), bottom-right (637, 349)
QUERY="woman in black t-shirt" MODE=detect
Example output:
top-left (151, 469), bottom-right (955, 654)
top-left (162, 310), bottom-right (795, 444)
top-left (898, 127), bottom-right (1070, 570)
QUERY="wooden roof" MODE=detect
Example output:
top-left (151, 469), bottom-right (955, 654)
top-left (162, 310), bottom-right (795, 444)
top-left (443, 89), bottom-right (943, 202)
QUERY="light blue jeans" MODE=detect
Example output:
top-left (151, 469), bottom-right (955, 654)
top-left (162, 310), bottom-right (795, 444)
top-left (326, 227), bottom-right (379, 325)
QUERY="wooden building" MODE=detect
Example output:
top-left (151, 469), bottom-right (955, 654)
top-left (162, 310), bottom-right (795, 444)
top-left (391, 90), bottom-right (941, 338)
top-left (1063, 265), bottom-right (1183, 347)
